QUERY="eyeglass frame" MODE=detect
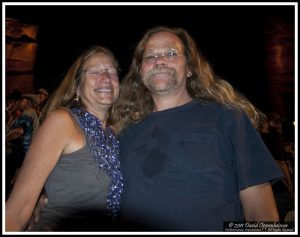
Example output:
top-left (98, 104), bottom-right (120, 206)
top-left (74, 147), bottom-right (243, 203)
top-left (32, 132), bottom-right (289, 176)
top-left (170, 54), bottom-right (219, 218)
top-left (82, 67), bottom-right (120, 80)
top-left (142, 48), bottom-right (183, 64)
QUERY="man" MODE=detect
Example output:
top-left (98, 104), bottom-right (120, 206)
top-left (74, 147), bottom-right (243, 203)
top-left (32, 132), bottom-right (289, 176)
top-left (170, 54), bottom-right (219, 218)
top-left (111, 26), bottom-right (283, 231)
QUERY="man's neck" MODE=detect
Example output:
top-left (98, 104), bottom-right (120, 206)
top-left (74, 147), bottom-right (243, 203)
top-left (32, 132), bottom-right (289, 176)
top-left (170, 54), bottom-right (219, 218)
top-left (152, 90), bottom-right (192, 112)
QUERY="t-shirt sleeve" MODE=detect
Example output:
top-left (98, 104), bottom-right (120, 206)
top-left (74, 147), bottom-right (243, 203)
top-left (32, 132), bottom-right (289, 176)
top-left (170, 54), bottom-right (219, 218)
top-left (227, 110), bottom-right (283, 191)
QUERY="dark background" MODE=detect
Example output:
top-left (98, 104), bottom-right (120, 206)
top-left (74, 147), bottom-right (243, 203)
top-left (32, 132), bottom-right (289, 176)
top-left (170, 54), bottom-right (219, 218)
top-left (5, 3), bottom-right (296, 139)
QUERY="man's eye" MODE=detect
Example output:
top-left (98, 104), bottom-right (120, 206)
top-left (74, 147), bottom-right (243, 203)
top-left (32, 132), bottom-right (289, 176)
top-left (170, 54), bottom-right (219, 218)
top-left (145, 55), bottom-right (156, 60)
top-left (166, 50), bottom-right (178, 57)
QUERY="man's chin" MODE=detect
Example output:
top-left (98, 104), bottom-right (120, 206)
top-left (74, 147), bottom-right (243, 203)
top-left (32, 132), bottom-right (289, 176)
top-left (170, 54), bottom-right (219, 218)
top-left (148, 85), bottom-right (176, 95)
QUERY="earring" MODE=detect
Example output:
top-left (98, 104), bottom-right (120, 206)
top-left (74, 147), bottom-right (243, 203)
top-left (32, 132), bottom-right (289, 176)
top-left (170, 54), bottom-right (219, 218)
top-left (74, 94), bottom-right (80, 102)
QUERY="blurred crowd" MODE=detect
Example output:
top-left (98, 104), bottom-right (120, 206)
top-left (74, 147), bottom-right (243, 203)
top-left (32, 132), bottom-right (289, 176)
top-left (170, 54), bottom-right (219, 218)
top-left (5, 88), bottom-right (49, 199)
top-left (258, 111), bottom-right (295, 221)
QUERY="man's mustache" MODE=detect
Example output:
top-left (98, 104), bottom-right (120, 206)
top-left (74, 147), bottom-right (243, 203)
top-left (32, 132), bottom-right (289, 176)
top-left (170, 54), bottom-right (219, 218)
top-left (146, 67), bottom-right (176, 78)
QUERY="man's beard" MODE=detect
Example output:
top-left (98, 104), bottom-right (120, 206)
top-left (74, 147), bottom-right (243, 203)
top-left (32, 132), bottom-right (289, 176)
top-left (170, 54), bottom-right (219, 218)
top-left (142, 67), bottom-right (179, 95)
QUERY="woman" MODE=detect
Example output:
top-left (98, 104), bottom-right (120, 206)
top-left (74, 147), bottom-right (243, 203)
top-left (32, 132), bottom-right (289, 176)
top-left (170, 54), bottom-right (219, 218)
top-left (5, 45), bottom-right (123, 231)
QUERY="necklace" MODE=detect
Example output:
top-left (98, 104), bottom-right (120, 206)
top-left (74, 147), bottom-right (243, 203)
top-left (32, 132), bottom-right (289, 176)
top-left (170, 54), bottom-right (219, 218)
top-left (71, 107), bottom-right (123, 218)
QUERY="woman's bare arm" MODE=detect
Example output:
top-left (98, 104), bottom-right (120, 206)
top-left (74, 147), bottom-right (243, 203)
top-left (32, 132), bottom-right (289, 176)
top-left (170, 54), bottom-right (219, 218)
top-left (5, 109), bottom-right (75, 231)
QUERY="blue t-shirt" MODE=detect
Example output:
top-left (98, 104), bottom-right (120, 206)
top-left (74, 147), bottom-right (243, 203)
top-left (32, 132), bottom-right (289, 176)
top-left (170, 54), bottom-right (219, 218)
top-left (119, 100), bottom-right (283, 231)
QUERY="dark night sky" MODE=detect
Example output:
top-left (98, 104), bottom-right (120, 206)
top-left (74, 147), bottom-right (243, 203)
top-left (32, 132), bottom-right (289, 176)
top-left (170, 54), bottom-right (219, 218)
top-left (5, 3), bottom-right (295, 118)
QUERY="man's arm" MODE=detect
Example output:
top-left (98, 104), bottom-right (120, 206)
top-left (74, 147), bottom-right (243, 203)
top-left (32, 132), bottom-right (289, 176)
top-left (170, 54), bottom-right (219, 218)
top-left (240, 182), bottom-right (279, 221)
top-left (26, 193), bottom-right (48, 231)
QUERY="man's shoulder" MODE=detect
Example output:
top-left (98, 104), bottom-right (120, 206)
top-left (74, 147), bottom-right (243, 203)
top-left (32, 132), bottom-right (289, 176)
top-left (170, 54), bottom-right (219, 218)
top-left (194, 99), bottom-right (237, 114)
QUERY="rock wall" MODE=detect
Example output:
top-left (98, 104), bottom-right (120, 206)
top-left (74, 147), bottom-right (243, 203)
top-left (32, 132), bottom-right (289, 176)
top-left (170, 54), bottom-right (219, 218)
top-left (5, 18), bottom-right (39, 94)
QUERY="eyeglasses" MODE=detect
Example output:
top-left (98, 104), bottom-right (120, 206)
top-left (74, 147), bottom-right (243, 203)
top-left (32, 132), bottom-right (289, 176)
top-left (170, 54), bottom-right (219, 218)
top-left (143, 48), bottom-right (182, 64)
top-left (84, 68), bottom-right (119, 79)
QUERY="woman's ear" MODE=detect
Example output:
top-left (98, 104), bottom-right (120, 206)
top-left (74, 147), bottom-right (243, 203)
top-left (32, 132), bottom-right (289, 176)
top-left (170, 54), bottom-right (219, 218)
top-left (74, 87), bottom-right (80, 101)
top-left (76, 87), bottom-right (80, 97)
top-left (187, 69), bottom-right (192, 78)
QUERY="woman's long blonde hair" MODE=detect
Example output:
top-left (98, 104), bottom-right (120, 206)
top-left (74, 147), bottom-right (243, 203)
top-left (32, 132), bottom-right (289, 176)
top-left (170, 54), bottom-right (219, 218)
top-left (39, 45), bottom-right (119, 123)
top-left (111, 26), bottom-right (260, 134)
